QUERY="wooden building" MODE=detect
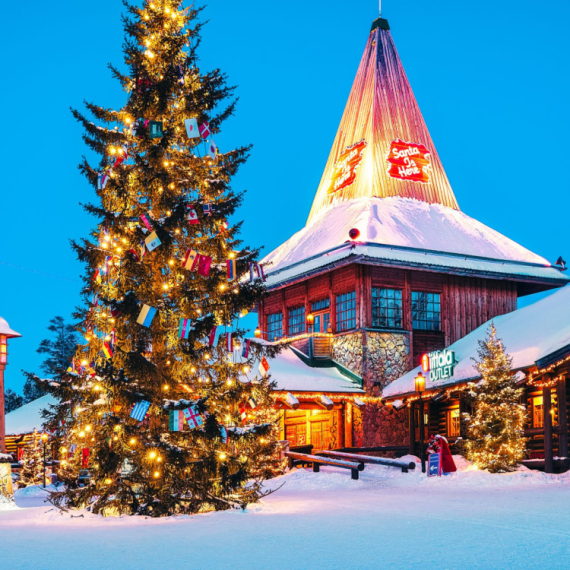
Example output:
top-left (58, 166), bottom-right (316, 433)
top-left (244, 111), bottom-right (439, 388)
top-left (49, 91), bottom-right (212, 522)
top-left (258, 17), bottom-right (568, 449)
top-left (383, 284), bottom-right (570, 472)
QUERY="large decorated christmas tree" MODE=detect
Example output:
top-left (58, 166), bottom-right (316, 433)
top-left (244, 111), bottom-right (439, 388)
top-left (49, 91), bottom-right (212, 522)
top-left (35, 0), bottom-right (281, 517)
top-left (463, 324), bottom-right (527, 473)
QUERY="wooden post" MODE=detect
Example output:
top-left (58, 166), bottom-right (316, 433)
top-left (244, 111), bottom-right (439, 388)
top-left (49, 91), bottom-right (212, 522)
top-left (408, 402), bottom-right (415, 455)
top-left (557, 375), bottom-right (568, 459)
top-left (543, 383), bottom-right (553, 474)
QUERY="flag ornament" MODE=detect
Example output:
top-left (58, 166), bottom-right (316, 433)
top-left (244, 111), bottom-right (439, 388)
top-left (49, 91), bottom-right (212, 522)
top-left (197, 255), bottom-right (212, 277)
top-left (226, 332), bottom-right (233, 353)
top-left (249, 263), bottom-right (266, 282)
top-left (206, 140), bottom-right (218, 160)
top-left (239, 405), bottom-right (247, 424)
top-left (140, 214), bottom-right (153, 231)
top-left (102, 341), bottom-right (114, 359)
top-left (184, 118), bottom-right (199, 138)
top-left (148, 121), bottom-right (163, 138)
top-left (227, 258), bottom-right (236, 281)
top-left (199, 121), bottom-right (210, 139)
top-left (183, 405), bottom-right (203, 429)
top-left (187, 204), bottom-right (199, 225)
top-left (179, 318), bottom-right (193, 339)
top-left (169, 410), bottom-right (185, 432)
top-left (182, 248), bottom-right (199, 270)
top-left (242, 339), bottom-right (251, 358)
top-left (145, 231), bottom-right (161, 252)
top-left (176, 64), bottom-right (185, 85)
top-left (97, 172), bottom-right (109, 190)
top-left (67, 359), bottom-right (78, 376)
top-left (208, 326), bottom-right (218, 346)
top-left (248, 396), bottom-right (258, 410)
top-left (82, 448), bottom-right (90, 468)
top-left (220, 426), bottom-right (228, 443)
top-left (203, 203), bottom-right (215, 216)
top-left (130, 400), bottom-right (151, 422)
top-left (113, 146), bottom-right (128, 168)
top-left (137, 304), bottom-right (157, 327)
top-left (258, 356), bottom-right (270, 377)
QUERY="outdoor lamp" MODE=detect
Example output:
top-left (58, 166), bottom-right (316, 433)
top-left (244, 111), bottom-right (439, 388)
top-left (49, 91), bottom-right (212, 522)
top-left (307, 313), bottom-right (314, 325)
top-left (0, 336), bottom-right (7, 365)
top-left (254, 327), bottom-right (261, 338)
top-left (415, 372), bottom-right (425, 393)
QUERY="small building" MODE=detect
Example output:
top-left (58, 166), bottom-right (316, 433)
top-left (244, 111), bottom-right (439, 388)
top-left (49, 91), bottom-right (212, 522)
top-left (258, 16), bottom-right (568, 450)
top-left (383, 284), bottom-right (570, 472)
top-left (5, 395), bottom-right (55, 460)
top-left (265, 346), bottom-right (365, 449)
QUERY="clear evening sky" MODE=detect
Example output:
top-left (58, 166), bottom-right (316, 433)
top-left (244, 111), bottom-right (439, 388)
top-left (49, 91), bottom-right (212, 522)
top-left (1, 0), bottom-right (569, 393)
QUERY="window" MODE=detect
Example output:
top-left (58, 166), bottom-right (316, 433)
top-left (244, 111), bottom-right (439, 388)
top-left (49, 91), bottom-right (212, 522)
top-left (266, 312), bottom-right (283, 342)
top-left (412, 292), bottom-right (441, 331)
top-left (288, 306), bottom-right (306, 336)
top-left (447, 409), bottom-right (461, 437)
top-left (371, 288), bottom-right (403, 329)
top-left (336, 291), bottom-right (356, 332)
top-left (311, 298), bottom-right (330, 312)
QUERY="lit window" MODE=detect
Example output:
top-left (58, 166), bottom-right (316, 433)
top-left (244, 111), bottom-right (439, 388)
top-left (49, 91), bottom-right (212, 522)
top-left (447, 409), bottom-right (460, 437)
top-left (336, 292), bottom-right (356, 332)
top-left (412, 292), bottom-right (441, 331)
top-left (372, 288), bottom-right (403, 328)
top-left (267, 313), bottom-right (283, 342)
top-left (288, 306), bottom-right (305, 336)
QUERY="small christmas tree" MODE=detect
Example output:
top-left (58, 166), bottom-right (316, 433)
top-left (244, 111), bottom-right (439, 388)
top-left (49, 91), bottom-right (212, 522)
top-left (19, 432), bottom-right (47, 487)
top-left (30, 1), bottom-right (283, 517)
top-left (463, 324), bottom-right (527, 472)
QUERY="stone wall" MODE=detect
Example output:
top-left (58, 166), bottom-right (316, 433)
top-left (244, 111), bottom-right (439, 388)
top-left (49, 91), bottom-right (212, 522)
top-left (332, 331), bottom-right (411, 447)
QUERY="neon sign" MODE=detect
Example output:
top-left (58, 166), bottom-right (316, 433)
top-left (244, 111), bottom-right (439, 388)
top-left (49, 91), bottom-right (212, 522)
top-left (387, 139), bottom-right (431, 184)
top-left (423, 349), bottom-right (457, 382)
top-left (327, 140), bottom-right (367, 195)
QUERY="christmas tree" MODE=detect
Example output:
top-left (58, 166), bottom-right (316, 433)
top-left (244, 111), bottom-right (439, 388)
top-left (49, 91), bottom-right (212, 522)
top-left (33, 1), bottom-right (282, 516)
top-left (19, 432), bottom-right (46, 488)
top-left (463, 324), bottom-right (527, 473)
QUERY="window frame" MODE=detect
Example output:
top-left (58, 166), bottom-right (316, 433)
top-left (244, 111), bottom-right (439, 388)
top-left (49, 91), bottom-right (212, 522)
top-left (447, 409), bottom-right (461, 438)
top-left (287, 305), bottom-right (306, 336)
top-left (335, 291), bottom-right (356, 332)
top-left (411, 291), bottom-right (442, 331)
top-left (371, 287), bottom-right (404, 329)
top-left (266, 312), bottom-right (283, 342)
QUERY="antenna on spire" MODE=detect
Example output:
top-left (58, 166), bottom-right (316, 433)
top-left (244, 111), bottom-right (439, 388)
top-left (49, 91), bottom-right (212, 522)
top-left (379, 0), bottom-right (382, 16)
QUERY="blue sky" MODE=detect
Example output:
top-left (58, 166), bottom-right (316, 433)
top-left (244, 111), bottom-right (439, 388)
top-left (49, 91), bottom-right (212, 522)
top-left (1, 0), bottom-right (569, 393)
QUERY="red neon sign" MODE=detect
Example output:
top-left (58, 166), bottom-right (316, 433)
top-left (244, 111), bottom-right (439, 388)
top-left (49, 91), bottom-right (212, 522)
top-left (387, 139), bottom-right (431, 184)
top-left (327, 140), bottom-right (367, 195)
top-left (421, 353), bottom-right (430, 372)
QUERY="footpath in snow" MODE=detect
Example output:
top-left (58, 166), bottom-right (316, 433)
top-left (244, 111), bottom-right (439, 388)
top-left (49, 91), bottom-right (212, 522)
top-left (2, 456), bottom-right (570, 570)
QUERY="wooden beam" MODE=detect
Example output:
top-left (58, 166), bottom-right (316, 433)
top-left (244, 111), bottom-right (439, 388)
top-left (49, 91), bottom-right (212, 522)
top-left (543, 384), bottom-right (553, 474)
top-left (557, 375), bottom-right (568, 459)
top-left (316, 450), bottom-right (415, 472)
top-left (409, 402), bottom-right (415, 455)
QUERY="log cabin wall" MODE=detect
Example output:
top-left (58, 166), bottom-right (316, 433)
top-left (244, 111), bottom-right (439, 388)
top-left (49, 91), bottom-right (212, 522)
top-left (261, 264), bottom-right (518, 360)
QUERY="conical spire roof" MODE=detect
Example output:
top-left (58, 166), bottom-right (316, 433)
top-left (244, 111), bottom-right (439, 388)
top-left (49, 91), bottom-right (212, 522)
top-left (306, 18), bottom-right (459, 225)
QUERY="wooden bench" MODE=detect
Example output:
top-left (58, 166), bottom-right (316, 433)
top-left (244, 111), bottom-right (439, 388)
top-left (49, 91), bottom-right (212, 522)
top-left (285, 451), bottom-right (365, 480)
top-left (315, 450), bottom-right (415, 473)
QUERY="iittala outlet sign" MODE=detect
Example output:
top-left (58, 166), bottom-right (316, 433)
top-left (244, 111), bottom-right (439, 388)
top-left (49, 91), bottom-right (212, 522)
top-left (421, 349), bottom-right (457, 382)
top-left (386, 139), bottom-right (431, 184)
top-left (327, 140), bottom-right (367, 195)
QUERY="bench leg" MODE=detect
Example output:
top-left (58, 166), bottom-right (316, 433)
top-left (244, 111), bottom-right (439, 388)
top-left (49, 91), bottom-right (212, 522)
top-left (312, 463), bottom-right (320, 473)
top-left (351, 469), bottom-right (359, 480)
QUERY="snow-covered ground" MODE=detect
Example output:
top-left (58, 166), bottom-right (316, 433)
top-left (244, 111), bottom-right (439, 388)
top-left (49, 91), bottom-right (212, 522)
top-left (2, 457), bottom-right (570, 569)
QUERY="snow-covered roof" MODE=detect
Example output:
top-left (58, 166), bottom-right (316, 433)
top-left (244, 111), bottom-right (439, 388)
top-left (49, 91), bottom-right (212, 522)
top-left (5, 395), bottom-right (56, 435)
top-left (263, 197), bottom-right (567, 288)
top-left (383, 284), bottom-right (570, 399)
top-left (243, 346), bottom-right (364, 394)
top-left (0, 317), bottom-right (21, 338)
